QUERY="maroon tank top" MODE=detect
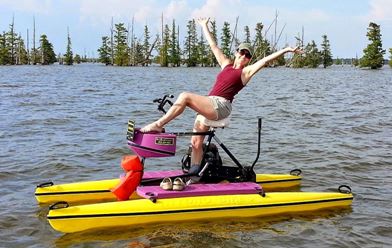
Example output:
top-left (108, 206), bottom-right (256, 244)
top-left (208, 64), bottom-right (244, 102)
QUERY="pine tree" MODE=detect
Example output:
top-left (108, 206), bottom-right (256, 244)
top-left (304, 40), bottom-right (321, 68)
top-left (113, 23), bottom-right (128, 66)
top-left (207, 20), bottom-right (218, 67)
top-left (176, 25), bottom-right (181, 66)
top-left (143, 25), bottom-right (151, 66)
top-left (253, 22), bottom-right (271, 61)
top-left (64, 28), bottom-right (73, 65)
top-left (97, 36), bottom-right (111, 65)
top-left (17, 35), bottom-right (29, 64)
top-left (30, 47), bottom-right (40, 65)
top-left (74, 54), bottom-right (81, 64)
top-left (360, 22), bottom-right (385, 69)
top-left (198, 31), bottom-right (208, 67)
top-left (320, 34), bottom-right (333, 68)
top-left (169, 20), bottom-right (180, 67)
top-left (389, 48), bottom-right (392, 68)
top-left (244, 26), bottom-right (251, 43)
top-left (160, 24), bottom-right (170, 67)
top-left (220, 22), bottom-right (231, 58)
top-left (134, 39), bottom-right (144, 64)
top-left (7, 18), bottom-right (17, 64)
top-left (0, 32), bottom-right (10, 65)
top-left (39, 34), bottom-right (56, 64)
top-left (291, 37), bottom-right (305, 68)
top-left (184, 19), bottom-right (198, 67)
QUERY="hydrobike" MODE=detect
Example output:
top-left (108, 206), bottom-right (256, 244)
top-left (35, 95), bottom-right (301, 205)
top-left (42, 95), bottom-right (353, 233)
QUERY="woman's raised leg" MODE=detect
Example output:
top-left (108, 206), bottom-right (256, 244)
top-left (141, 92), bottom-right (217, 132)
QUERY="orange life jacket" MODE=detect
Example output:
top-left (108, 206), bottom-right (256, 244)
top-left (111, 155), bottom-right (143, 201)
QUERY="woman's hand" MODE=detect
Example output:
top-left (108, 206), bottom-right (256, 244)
top-left (286, 46), bottom-right (303, 54)
top-left (197, 17), bottom-right (210, 27)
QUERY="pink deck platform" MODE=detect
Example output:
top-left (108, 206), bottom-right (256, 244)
top-left (137, 182), bottom-right (263, 200)
top-left (142, 170), bottom-right (183, 179)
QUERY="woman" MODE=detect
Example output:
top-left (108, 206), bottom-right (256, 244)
top-left (141, 17), bottom-right (302, 171)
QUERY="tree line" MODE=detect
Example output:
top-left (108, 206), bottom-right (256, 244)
top-left (97, 18), bottom-right (336, 68)
top-left (0, 17), bottom-right (56, 65)
top-left (97, 19), bottom-right (389, 69)
top-left (0, 17), bottom-right (87, 65)
top-left (0, 16), bottom-right (391, 69)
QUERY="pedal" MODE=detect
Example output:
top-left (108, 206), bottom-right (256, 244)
top-left (126, 120), bottom-right (135, 141)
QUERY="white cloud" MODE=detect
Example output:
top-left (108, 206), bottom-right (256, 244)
top-left (79, 0), bottom-right (161, 27)
top-left (164, 0), bottom-right (191, 21)
top-left (191, 0), bottom-right (244, 24)
top-left (0, 0), bottom-right (53, 14)
top-left (368, 0), bottom-right (392, 21)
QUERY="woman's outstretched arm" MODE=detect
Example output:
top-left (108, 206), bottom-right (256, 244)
top-left (197, 17), bottom-right (231, 68)
top-left (242, 46), bottom-right (303, 84)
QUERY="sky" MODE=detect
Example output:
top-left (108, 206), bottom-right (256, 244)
top-left (0, 0), bottom-right (391, 59)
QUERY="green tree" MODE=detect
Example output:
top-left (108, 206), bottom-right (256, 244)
top-left (335, 57), bottom-right (342, 65)
top-left (320, 34), bottom-right (333, 68)
top-left (113, 23), bottom-right (129, 66)
top-left (360, 22), bottom-right (385, 69)
top-left (304, 40), bottom-right (321, 68)
top-left (134, 39), bottom-right (144, 65)
top-left (160, 24), bottom-right (170, 67)
top-left (175, 25), bottom-right (181, 66)
top-left (290, 38), bottom-right (305, 68)
top-left (184, 19), bottom-right (198, 67)
top-left (30, 47), bottom-right (40, 65)
top-left (143, 25), bottom-right (151, 66)
top-left (6, 20), bottom-right (17, 64)
top-left (98, 36), bottom-right (111, 65)
top-left (389, 48), bottom-right (392, 67)
top-left (16, 35), bottom-right (29, 65)
top-left (206, 20), bottom-right (218, 67)
top-left (220, 22), bottom-right (231, 58)
top-left (74, 54), bottom-right (81, 64)
top-left (0, 32), bottom-right (10, 65)
top-left (64, 29), bottom-right (73, 65)
top-left (198, 31), bottom-right (208, 66)
top-left (169, 20), bottom-right (180, 67)
top-left (253, 22), bottom-right (271, 61)
top-left (244, 25), bottom-right (251, 43)
top-left (39, 34), bottom-right (56, 64)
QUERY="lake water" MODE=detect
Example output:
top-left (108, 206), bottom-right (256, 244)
top-left (0, 64), bottom-right (391, 247)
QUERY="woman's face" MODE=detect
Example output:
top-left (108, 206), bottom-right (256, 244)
top-left (235, 49), bottom-right (251, 66)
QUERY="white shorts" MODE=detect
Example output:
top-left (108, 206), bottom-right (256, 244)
top-left (208, 96), bottom-right (232, 120)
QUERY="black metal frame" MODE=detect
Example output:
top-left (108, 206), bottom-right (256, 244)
top-left (135, 94), bottom-right (262, 184)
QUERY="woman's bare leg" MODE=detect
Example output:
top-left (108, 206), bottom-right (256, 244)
top-left (141, 92), bottom-right (217, 132)
top-left (191, 119), bottom-right (209, 166)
